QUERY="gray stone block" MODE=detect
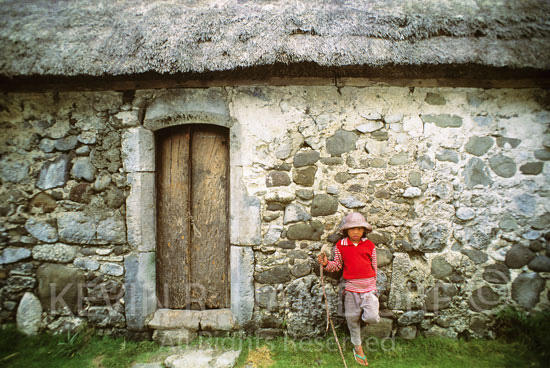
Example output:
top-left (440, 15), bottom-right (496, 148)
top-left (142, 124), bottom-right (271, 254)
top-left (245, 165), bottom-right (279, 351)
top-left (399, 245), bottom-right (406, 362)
top-left (87, 306), bottom-right (125, 327)
top-left (230, 172), bottom-right (261, 245)
top-left (326, 129), bottom-right (357, 157)
top-left (25, 218), bottom-right (58, 243)
top-left (29, 192), bottom-right (57, 213)
top-left (528, 255), bottom-right (550, 272)
top-left (388, 253), bottom-right (422, 310)
top-left (455, 207), bottom-right (475, 221)
top-left (164, 349), bottom-right (241, 368)
top-left (409, 171), bottom-right (422, 186)
top-left (58, 211), bottom-right (126, 245)
top-left (293, 150), bottom-right (320, 167)
top-left (371, 130), bottom-right (389, 141)
top-left (143, 88), bottom-right (231, 131)
top-left (417, 155), bottom-right (435, 170)
top-left (292, 166), bottom-right (317, 186)
top-left (534, 149), bottom-right (550, 161)
top-left (57, 212), bottom-right (96, 244)
top-left (0, 157), bottom-right (29, 184)
top-left (263, 224), bottom-right (283, 245)
top-left (266, 171), bottom-right (291, 187)
top-left (455, 226), bottom-right (490, 250)
top-left (285, 274), bottom-right (340, 338)
top-left (514, 194), bottom-right (537, 216)
top-left (461, 248), bottom-right (488, 264)
top-left (230, 246), bottom-right (254, 326)
top-left (32, 243), bottom-right (77, 263)
top-left (125, 252), bottom-right (156, 331)
top-left (403, 187), bottom-right (422, 198)
top-left (505, 244), bottom-right (535, 269)
top-left (410, 222), bottom-right (449, 252)
top-left (283, 203), bottom-right (311, 224)
top-left (311, 194), bottom-right (338, 216)
top-left (255, 265), bottom-right (291, 284)
top-left (200, 309), bottom-right (236, 331)
top-left (39, 138), bottom-right (55, 153)
top-left (421, 114), bottom-right (463, 128)
top-left (489, 154), bottom-right (517, 178)
top-left (520, 161), bottom-right (543, 175)
top-left (153, 328), bottom-right (197, 346)
top-left (148, 309), bottom-right (201, 330)
top-left (357, 121), bottom-right (384, 133)
top-left (425, 93), bottom-right (446, 105)
top-left (385, 114), bottom-right (403, 124)
top-left (36, 154), bottom-right (69, 190)
top-left (73, 257), bottom-right (100, 271)
top-left (469, 286), bottom-right (499, 312)
top-left (389, 152), bottom-right (409, 165)
top-left (37, 264), bottom-right (85, 313)
top-left (398, 310), bottom-right (425, 326)
top-left (465, 136), bottom-right (494, 157)
top-left (0, 247), bottom-right (32, 264)
top-left (499, 215), bottom-right (518, 232)
top-left (339, 195), bottom-right (366, 208)
top-left (425, 283), bottom-right (458, 312)
top-left (5, 275), bottom-right (36, 293)
top-left (16, 292), bottom-right (43, 336)
top-left (463, 158), bottom-right (493, 188)
top-left (286, 221), bottom-right (323, 241)
top-left (132, 363), bottom-right (164, 368)
top-left (483, 263), bottom-right (510, 284)
top-left (290, 261), bottom-right (311, 278)
top-left (126, 172), bottom-right (156, 251)
top-left (71, 157), bottom-right (96, 182)
top-left (100, 262), bottom-right (124, 276)
top-left (114, 110), bottom-right (139, 127)
top-left (512, 272), bottom-right (545, 309)
top-left (362, 317), bottom-right (393, 338)
top-left (97, 215), bottom-right (126, 244)
top-left (256, 285), bottom-right (278, 311)
top-left (377, 270), bottom-right (388, 293)
top-left (122, 127), bottom-right (155, 173)
top-left (431, 256), bottom-right (453, 279)
top-left (496, 136), bottom-right (521, 148)
top-left (397, 325), bottom-right (417, 340)
top-left (377, 249), bottom-right (393, 268)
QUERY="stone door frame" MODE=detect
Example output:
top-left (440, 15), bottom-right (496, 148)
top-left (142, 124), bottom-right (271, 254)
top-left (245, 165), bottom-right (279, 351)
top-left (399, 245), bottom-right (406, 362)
top-left (121, 92), bottom-right (257, 331)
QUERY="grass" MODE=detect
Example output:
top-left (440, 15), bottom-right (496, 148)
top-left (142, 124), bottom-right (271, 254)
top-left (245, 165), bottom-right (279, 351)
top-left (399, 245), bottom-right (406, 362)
top-left (0, 324), bottom-right (160, 368)
top-left (0, 323), bottom-right (540, 368)
top-left (230, 333), bottom-right (536, 368)
top-left (494, 306), bottom-right (550, 364)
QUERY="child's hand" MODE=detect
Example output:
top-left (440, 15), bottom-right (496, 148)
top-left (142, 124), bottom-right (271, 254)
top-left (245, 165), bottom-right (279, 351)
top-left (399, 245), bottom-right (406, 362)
top-left (317, 253), bottom-right (328, 267)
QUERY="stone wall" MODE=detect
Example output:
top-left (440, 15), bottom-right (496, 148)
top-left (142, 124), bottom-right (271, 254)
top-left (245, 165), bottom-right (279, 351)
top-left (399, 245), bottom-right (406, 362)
top-left (0, 86), bottom-right (549, 340)
top-left (0, 92), bottom-right (129, 334)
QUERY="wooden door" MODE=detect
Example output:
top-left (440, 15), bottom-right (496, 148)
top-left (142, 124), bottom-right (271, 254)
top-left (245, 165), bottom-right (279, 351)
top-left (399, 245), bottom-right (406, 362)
top-left (156, 125), bottom-right (229, 309)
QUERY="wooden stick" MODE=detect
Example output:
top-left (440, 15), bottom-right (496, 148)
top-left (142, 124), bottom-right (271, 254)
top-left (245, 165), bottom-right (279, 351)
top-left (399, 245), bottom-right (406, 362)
top-left (320, 266), bottom-right (348, 368)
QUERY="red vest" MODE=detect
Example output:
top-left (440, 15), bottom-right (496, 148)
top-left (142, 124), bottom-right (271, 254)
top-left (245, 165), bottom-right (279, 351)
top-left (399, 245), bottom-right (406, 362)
top-left (336, 238), bottom-right (376, 280)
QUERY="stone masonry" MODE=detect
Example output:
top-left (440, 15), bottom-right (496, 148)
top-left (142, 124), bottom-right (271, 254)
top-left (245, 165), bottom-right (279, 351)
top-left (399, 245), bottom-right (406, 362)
top-left (0, 86), bottom-right (549, 341)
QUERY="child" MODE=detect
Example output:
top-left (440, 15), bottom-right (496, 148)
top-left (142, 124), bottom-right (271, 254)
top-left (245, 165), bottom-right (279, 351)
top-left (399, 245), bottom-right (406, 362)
top-left (318, 212), bottom-right (380, 366)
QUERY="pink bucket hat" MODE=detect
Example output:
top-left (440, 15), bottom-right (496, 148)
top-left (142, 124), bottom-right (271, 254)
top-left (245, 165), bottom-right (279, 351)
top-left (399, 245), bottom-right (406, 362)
top-left (340, 212), bottom-right (373, 233)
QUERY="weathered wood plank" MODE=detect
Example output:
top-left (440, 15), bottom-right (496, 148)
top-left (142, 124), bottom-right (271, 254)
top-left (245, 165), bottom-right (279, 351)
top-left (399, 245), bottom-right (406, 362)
top-left (190, 125), bottom-right (230, 309)
top-left (156, 126), bottom-right (191, 309)
top-left (3, 76), bottom-right (549, 92)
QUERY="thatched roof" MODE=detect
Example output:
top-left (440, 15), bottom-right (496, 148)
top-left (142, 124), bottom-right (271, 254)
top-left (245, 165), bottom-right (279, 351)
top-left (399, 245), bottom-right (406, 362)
top-left (1, 0), bottom-right (550, 88)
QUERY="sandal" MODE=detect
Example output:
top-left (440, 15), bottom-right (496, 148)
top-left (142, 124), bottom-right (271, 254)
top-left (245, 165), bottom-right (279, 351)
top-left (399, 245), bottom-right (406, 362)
top-left (353, 350), bottom-right (368, 366)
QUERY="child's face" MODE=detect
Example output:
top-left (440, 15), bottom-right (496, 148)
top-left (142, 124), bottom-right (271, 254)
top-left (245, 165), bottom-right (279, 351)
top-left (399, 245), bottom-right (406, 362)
top-left (347, 227), bottom-right (365, 242)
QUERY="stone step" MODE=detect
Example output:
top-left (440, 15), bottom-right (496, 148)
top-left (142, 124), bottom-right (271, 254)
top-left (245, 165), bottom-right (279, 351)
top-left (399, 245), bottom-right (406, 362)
top-left (130, 348), bottom-right (241, 368)
top-left (149, 308), bottom-right (236, 331)
top-left (164, 349), bottom-right (241, 368)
